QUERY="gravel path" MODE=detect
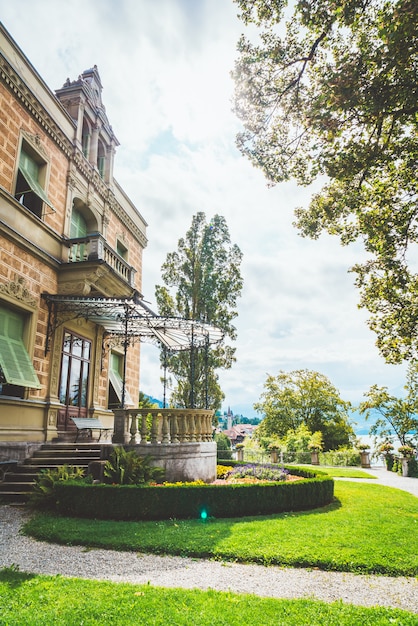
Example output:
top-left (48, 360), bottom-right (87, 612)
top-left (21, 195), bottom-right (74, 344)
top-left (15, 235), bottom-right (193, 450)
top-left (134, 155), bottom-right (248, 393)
top-left (1, 469), bottom-right (417, 614)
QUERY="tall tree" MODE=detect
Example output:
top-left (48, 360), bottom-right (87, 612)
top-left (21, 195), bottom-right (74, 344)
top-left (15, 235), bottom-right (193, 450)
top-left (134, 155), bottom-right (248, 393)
top-left (233, 0), bottom-right (418, 363)
top-left (155, 212), bottom-right (243, 410)
top-left (254, 369), bottom-right (355, 450)
top-left (359, 361), bottom-right (418, 446)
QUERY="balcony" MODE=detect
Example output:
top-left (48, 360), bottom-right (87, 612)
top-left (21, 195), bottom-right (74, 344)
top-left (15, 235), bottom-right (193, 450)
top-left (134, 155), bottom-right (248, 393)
top-left (58, 233), bottom-right (137, 298)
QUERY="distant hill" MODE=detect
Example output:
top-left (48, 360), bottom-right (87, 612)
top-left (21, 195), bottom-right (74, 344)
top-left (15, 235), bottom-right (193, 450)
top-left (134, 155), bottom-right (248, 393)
top-left (143, 394), bottom-right (164, 408)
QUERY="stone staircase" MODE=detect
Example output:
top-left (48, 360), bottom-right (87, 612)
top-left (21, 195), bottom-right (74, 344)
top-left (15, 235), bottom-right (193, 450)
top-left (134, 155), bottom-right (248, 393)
top-left (0, 443), bottom-right (108, 504)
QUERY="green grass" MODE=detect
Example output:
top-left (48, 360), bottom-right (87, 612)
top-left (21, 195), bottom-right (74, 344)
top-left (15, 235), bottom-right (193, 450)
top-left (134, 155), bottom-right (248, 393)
top-left (0, 568), bottom-right (416, 626)
top-left (23, 481), bottom-right (418, 576)
top-left (299, 466), bottom-right (377, 478)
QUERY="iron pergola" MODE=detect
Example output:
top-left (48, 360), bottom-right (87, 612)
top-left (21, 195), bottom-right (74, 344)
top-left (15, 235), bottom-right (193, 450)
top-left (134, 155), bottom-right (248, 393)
top-left (43, 293), bottom-right (224, 408)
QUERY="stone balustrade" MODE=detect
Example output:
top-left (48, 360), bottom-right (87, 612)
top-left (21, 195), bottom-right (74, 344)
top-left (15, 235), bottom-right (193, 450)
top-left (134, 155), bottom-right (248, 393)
top-left (67, 233), bottom-right (136, 287)
top-left (112, 408), bottom-right (214, 445)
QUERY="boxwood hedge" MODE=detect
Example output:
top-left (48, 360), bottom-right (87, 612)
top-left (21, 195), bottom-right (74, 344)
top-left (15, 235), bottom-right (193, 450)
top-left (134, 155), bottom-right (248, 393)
top-left (53, 467), bottom-right (334, 521)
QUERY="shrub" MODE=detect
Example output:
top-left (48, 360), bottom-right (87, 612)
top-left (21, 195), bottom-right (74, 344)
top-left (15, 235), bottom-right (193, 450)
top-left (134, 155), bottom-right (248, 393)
top-left (319, 448), bottom-right (360, 466)
top-left (103, 447), bottom-right (164, 485)
top-left (29, 465), bottom-right (86, 509)
top-left (53, 464), bottom-right (333, 521)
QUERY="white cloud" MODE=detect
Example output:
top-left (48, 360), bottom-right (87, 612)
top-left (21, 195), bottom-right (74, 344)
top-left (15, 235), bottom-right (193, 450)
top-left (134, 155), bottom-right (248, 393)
top-left (0, 0), bottom-right (408, 418)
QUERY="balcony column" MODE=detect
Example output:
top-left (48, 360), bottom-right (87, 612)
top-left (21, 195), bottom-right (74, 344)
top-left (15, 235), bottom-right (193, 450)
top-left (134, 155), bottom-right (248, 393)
top-left (89, 123), bottom-right (100, 167)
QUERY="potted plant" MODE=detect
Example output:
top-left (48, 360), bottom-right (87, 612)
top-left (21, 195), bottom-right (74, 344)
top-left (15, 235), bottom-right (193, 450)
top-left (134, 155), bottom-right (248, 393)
top-left (357, 443), bottom-right (371, 468)
top-left (268, 441), bottom-right (280, 463)
top-left (308, 443), bottom-right (321, 465)
top-left (379, 442), bottom-right (394, 471)
top-left (398, 445), bottom-right (415, 477)
top-left (235, 442), bottom-right (245, 461)
top-left (308, 432), bottom-right (323, 465)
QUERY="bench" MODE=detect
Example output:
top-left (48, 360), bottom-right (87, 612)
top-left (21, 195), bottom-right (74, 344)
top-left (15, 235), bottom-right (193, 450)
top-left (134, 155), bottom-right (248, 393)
top-left (0, 460), bottom-right (18, 482)
top-left (70, 418), bottom-right (112, 443)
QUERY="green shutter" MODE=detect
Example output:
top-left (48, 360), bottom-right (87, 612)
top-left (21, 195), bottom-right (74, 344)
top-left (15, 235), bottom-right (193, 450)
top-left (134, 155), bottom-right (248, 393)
top-left (18, 150), bottom-right (55, 211)
top-left (0, 308), bottom-right (41, 389)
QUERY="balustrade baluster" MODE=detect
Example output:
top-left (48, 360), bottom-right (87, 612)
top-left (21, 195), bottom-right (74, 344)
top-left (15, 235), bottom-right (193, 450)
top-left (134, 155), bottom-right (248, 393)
top-left (140, 412), bottom-right (148, 444)
top-left (129, 410), bottom-right (139, 444)
top-left (170, 411), bottom-right (179, 443)
top-left (151, 411), bottom-right (159, 444)
top-left (189, 412), bottom-right (196, 442)
top-left (161, 412), bottom-right (170, 444)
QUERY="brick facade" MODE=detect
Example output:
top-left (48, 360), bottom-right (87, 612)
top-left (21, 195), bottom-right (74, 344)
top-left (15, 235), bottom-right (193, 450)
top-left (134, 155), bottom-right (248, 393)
top-left (0, 25), bottom-right (147, 448)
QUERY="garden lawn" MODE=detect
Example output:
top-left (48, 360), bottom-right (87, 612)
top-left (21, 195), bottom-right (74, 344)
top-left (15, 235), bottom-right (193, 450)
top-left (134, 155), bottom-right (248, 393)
top-left (297, 466), bottom-right (377, 478)
top-left (23, 481), bottom-right (418, 576)
top-left (0, 568), bottom-right (416, 626)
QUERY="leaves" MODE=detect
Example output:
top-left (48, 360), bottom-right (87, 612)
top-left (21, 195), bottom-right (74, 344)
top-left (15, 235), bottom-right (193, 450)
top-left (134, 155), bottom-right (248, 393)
top-left (254, 369), bottom-right (354, 450)
top-left (358, 360), bottom-right (418, 445)
top-left (155, 212), bottom-right (243, 409)
top-left (234, 0), bottom-right (418, 362)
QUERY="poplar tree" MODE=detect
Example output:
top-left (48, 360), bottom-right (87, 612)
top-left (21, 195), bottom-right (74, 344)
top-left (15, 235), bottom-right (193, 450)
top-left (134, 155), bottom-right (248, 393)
top-left (155, 212), bottom-right (243, 410)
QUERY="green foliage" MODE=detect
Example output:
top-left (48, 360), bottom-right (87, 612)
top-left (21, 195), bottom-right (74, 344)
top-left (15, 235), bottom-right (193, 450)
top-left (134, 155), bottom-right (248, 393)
top-left (233, 0), bottom-right (418, 363)
top-left (215, 432), bottom-right (232, 460)
top-left (155, 212), bottom-right (243, 410)
top-left (255, 370), bottom-right (355, 450)
top-left (30, 465), bottom-right (85, 509)
top-left (359, 360), bottom-right (418, 446)
top-left (319, 448), bottom-right (361, 467)
top-left (103, 447), bottom-right (164, 485)
top-left (406, 457), bottom-right (418, 477)
top-left (51, 469), bottom-right (333, 521)
top-left (2, 570), bottom-right (417, 626)
top-left (25, 481), bottom-right (418, 576)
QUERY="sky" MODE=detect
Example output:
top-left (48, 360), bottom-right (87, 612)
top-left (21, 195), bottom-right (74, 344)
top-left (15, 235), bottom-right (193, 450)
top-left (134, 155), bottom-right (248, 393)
top-left (0, 0), bottom-right (408, 422)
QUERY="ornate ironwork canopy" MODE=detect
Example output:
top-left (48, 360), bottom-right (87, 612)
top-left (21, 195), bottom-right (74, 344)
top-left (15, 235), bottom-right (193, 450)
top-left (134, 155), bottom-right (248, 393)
top-left (42, 294), bottom-right (224, 351)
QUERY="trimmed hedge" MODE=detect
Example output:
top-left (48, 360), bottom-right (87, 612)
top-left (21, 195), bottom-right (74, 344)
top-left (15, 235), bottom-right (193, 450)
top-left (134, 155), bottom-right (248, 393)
top-left (53, 469), bottom-right (334, 521)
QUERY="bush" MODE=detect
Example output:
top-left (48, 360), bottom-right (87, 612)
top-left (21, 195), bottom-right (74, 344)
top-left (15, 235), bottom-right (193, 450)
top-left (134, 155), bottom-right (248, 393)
top-left (103, 447), bottom-right (164, 485)
top-left (319, 448), bottom-right (360, 467)
top-left (53, 468), bottom-right (334, 521)
top-left (29, 465), bottom-right (86, 509)
top-left (215, 433), bottom-right (232, 461)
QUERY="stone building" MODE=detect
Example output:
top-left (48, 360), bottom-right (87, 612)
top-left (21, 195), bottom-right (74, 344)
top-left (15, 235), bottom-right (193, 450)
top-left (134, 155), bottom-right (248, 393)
top-left (0, 24), bottom-right (147, 458)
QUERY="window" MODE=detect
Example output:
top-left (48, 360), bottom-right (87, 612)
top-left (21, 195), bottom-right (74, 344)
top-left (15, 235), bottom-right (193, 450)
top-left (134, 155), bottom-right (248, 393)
top-left (14, 141), bottom-right (54, 217)
top-left (116, 240), bottom-right (128, 260)
top-left (81, 119), bottom-right (90, 159)
top-left (108, 352), bottom-right (133, 408)
top-left (70, 209), bottom-right (88, 238)
top-left (59, 331), bottom-right (91, 409)
top-left (97, 140), bottom-right (106, 178)
top-left (0, 305), bottom-right (40, 396)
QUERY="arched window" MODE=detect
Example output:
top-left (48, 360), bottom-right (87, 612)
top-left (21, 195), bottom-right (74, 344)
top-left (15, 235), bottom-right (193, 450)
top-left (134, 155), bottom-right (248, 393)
top-left (70, 208), bottom-right (87, 239)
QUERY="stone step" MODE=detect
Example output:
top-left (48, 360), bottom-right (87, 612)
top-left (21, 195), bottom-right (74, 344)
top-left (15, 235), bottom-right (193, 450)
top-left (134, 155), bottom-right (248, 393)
top-left (31, 449), bottom-right (102, 459)
top-left (0, 480), bottom-right (35, 492)
top-left (2, 471), bottom-right (37, 482)
top-left (0, 491), bottom-right (31, 503)
top-left (24, 456), bottom-right (99, 466)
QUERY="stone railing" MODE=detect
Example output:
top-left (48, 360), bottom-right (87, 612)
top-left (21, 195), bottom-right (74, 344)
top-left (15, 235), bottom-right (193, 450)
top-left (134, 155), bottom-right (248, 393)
top-left (112, 408), bottom-right (214, 445)
top-left (66, 233), bottom-right (136, 287)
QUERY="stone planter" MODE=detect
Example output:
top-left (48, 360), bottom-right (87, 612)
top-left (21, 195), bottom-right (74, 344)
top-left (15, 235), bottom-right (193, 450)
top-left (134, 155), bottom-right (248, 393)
top-left (360, 451), bottom-right (371, 468)
top-left (270, 450), bottom-right (278, 463)
top-left (310, 451), bottom-right (319, 465)
top-left (236, 447), bottom-right (244, 462)
top-left (401, 457), bottom-right (409, 477)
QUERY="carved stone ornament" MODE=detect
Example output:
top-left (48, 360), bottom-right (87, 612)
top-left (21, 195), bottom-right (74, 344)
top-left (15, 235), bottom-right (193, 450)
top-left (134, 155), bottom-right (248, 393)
top-left (0, 276), bottom-right (37, 307)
